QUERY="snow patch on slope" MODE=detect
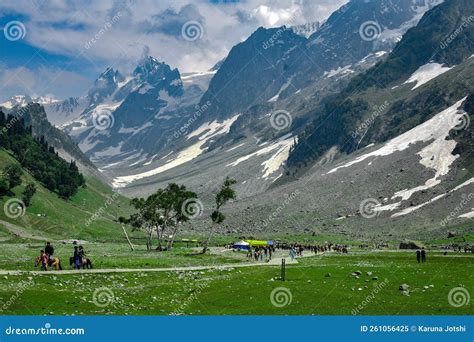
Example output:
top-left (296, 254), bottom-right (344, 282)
top-left (112, 115), bottom-right (240, 188)
top-left (403, 62), bottom-right (453, 90)
top-left (268, 77), bottom-right (294, 102)
top-left (459, 210), bottom-right (474, 218)
top-left (392, 177), bottom-right (474, 217)
top-left (328, 98), bottom-right (466, 175)
top-left (327, 99), bottom-right (468, 215)
top-left (324, 65), bottom-right (354, 79)
top-left (227, 135), bottom-right (295, 179)
top-left (261, 137), bottom-right (295, 179)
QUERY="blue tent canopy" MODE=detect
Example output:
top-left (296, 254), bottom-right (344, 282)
top-left (233, 241), bottom-right (250, 250)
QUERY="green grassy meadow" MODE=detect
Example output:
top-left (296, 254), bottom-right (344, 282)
top-left (0, 149), bottom-right (472, 316)
top-left (0, 250), bottom-right (471, 315)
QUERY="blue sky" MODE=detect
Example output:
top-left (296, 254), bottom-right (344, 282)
top-left (0, 0), bottom-right (346, 101)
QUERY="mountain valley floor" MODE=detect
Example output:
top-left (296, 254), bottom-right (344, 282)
top-left (0, 240), bottom-right (472, 315)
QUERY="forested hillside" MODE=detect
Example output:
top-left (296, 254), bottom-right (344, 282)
top-left (0, 111), bottom-right (84, 199)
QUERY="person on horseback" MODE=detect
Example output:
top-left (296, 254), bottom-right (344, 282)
top-left (39, 250), bottom-right (48, 271)
top-left (45, 242), bottom-right (54, 266)
top-left (73, 246), bottom-right (81, 270)
top-left (78, 245), bottom-right (86, 268)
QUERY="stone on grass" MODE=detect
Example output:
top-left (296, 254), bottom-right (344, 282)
top-left (399, 284), bottom-right (409, 291)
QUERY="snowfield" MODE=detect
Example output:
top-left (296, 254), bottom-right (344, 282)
top-left (227, 135), bottom-right (295, 180)
top-left (323, 65), bottom-right (354, 79)
top-left (403, 62), bottom-right (453, 90)
top-left (112, 115), bottom-right (239, 188)
top-left (327, 98), bottom-right (468, 216)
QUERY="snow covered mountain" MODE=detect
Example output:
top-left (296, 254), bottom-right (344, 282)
top-left (1, 95), bottom-right (59, 110)
top-left (35, 56), bottom-right (216, 176)
top-left (29, 0), bottom-right (442, 200)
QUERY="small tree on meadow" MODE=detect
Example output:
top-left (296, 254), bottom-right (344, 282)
top-left (123, 196), bottom-right (162, 251)
top-left (202, 177), bottom-right (236, 254)
top-left (22, 183), bottom-right (36, 207)
top-left (121, 183), bottom-right (197, 251)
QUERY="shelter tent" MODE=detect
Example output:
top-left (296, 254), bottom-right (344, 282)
top-left (233, 241), bottom-right (250, 251)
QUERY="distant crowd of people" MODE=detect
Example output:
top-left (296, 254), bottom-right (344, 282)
top-left (230, 241), bottom-right (345, 263)
top-left (276, 242), bottom-right (348, 254)
top-left (441, 244), bottom-right (473, 253)
top-left (247, 246), bottom-right (275, 262)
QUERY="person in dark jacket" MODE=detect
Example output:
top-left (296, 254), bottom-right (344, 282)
top-left (421, 247), bottom-right (426, 263)
top-left (416, 249), bottom-right (421, 263)
top-left (73, 246), bottom-right (81, 270)
top-left (45, 242), bottom-right (54, 266)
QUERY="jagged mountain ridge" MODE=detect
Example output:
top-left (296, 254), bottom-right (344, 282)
top-left (49, 0), bottom-right (440, 199)
top-left (288, 0), bottom-right (474, 169)
top-left (194, 0), bottom-right (439, 127)
top-left (49, 56), bottom-right (216, 168)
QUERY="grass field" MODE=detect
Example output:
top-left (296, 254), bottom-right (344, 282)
top-left (0, 243), bottom-right (247, 271)
top-left (0, 149), bottom-right (472, 316)
top-left (0, 149), bottom-right (134, 242)
top-left (0, 249), bottom-right (472, 315)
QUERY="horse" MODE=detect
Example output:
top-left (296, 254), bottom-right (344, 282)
top-left (69, 256), bottom-right (93, 269)
top-left (35, 256), bottom-right (62, 270)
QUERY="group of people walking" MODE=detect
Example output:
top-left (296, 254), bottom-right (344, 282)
top-left (277, 242), bottom-right (336, 254)
top-left (247, 246), bottom-right (275, 262)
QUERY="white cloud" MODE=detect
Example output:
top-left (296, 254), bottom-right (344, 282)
top-left (0, 0), bottom-right (347, 99)
top-left (0, 66), bottom-right (91, 101)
